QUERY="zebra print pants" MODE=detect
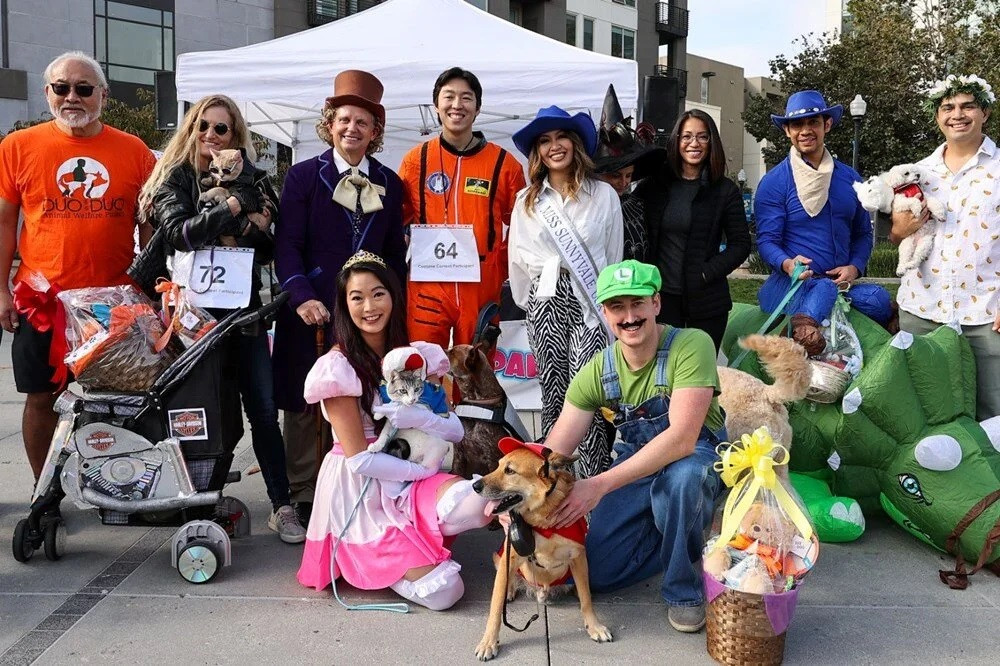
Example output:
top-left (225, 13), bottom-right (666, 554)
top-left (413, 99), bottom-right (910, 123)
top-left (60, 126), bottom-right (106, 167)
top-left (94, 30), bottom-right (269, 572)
top-left (526, 273), bottom-right (611, 478)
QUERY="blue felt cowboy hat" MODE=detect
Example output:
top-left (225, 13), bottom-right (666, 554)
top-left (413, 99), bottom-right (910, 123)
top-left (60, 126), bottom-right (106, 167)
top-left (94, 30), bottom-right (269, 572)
top-left (770, 90), bottom-right (844, 130)
top-left (512, 105), bottom-right (599, 159)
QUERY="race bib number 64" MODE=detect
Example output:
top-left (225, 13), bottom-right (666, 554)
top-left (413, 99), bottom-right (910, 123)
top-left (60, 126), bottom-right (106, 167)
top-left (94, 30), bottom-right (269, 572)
top-left (409, 224), bottom-right (481, 282)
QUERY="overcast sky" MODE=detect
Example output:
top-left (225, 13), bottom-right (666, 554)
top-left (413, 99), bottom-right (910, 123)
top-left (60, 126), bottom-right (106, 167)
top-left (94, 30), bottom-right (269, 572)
top-left (679, 1), bottom-right (830, 78)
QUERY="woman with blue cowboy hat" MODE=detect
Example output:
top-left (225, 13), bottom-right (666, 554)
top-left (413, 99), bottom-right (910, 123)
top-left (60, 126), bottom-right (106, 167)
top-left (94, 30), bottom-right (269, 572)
top-left (508, 105), bottom-right (623, 478)
top-left (755, 89), bottom-right (894, 356)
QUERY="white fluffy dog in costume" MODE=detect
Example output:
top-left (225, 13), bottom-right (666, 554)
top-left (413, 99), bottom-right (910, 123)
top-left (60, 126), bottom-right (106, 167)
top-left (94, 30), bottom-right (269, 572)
top-left (853, 163), bottom-right (945, 276)
top-left (368, 346), bottom-right (459, 482)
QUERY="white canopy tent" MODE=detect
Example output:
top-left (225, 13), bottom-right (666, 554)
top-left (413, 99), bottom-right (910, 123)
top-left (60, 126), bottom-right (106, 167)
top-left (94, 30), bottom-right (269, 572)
top-left (175, 0), bottom-right (638, 169)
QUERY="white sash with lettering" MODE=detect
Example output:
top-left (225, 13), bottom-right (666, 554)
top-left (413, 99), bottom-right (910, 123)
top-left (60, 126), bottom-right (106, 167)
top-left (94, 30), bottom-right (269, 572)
top-left (170, 246), bottom-right (255, 309)
top-left (534, 192), bottom-right (612, 340)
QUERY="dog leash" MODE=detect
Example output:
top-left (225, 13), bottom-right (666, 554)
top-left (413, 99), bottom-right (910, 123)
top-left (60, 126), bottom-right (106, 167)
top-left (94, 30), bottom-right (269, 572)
top-left (728, 261), bottom-right (807, 368)
top-left (329, 476), bottom-right (410, 614)
top-left (501, 531), bottom-right (542, 632)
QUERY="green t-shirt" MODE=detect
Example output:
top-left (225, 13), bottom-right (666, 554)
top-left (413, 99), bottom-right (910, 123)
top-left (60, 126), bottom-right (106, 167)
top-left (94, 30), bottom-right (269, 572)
top-left (566, 325), bottom-right (725, 433)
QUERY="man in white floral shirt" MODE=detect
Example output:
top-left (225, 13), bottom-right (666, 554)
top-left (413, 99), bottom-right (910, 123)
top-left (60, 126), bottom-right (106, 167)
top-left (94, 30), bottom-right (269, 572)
top-left (891, 74), bottom-right (1000, 420)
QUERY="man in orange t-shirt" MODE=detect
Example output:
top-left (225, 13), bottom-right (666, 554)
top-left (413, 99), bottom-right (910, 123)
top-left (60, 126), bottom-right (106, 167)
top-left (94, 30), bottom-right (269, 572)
top-left (399, 67), bottom-right (525, 349)
top-left (0, 51), bottom-right (155, 481)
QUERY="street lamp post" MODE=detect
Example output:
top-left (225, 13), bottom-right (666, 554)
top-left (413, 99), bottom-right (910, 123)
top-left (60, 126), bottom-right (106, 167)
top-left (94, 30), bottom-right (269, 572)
top-left (850, 94), bottom-right (867, 173)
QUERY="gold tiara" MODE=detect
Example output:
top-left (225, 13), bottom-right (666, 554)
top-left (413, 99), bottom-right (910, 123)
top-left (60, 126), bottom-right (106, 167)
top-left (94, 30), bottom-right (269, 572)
top-left (342, 249), bottom-right (387, 272)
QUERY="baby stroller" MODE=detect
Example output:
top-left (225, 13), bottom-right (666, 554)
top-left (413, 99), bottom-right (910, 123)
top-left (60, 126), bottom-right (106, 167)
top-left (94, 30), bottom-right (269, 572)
top-left (11, 292), bottom-right (288, 584)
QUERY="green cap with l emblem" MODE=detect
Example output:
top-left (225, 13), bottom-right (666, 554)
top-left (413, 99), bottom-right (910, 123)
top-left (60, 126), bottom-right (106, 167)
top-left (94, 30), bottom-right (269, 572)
top-left (596, 260), bottom-right (662, 303)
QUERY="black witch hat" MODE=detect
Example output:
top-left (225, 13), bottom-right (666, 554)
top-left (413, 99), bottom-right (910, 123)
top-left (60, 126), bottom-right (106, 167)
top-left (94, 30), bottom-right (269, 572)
top-left (593, 84), bottom-right (666, 180)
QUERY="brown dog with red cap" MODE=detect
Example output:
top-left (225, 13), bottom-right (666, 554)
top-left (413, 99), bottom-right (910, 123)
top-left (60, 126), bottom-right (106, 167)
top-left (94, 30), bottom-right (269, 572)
top-left (472, 437), bottom-right (613, 661)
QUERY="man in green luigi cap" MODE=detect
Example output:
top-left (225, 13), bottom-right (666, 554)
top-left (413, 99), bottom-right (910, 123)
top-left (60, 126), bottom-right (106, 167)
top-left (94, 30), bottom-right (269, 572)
top-left (541, 259), bottom-right (725, 633)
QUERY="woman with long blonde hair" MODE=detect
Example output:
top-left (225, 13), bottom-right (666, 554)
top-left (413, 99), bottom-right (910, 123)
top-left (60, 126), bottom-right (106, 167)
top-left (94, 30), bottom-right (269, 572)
top-left (507, 106), bottom-right (623, 477)
top-left (134, 94), bottom-right (304, 544)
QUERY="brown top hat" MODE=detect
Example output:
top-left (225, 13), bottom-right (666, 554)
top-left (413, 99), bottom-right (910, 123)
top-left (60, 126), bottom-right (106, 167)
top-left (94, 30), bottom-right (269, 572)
top-left (325, 70), bottom-right (386, 125)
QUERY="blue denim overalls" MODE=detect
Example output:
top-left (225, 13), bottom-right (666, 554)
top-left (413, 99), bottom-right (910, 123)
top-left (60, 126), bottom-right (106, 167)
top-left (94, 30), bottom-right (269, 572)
top-left (585, 327), bottom-right (724, 607)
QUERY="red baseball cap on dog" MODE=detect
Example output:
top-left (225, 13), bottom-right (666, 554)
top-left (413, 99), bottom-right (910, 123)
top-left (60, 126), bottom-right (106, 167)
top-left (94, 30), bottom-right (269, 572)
top-left (499, 437), bottom-right (549, 458)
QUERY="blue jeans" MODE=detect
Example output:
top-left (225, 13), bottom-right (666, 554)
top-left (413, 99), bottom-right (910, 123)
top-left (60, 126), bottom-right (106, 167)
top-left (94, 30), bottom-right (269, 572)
top-left (235, 332), bottom-right (291, 509)
top-left (586, 425), bottom-right (721, 606)
top-left (759, 272), bottom-right (892, 324)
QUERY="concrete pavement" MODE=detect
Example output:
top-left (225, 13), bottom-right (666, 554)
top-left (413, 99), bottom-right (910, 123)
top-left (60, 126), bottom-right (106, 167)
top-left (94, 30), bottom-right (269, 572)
top-left (1, 332), bottom-right (998, 665)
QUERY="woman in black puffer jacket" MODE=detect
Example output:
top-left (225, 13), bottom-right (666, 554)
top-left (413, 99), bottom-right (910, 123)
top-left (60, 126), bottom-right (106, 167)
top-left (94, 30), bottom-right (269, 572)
top-left (635, 109), bottom-right (751, 353)
top-left (135, 94), bottom-right (304, 545)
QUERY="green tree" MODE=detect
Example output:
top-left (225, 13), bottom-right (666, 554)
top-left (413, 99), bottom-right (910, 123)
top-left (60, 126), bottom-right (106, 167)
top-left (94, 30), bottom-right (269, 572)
top-left (743, 0), bottom-right (999, 176)
top-left (101, 88), bottom-right (170, 150)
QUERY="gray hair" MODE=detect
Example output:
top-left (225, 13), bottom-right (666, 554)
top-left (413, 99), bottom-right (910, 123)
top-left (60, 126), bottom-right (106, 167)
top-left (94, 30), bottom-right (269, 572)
top-left (43, 51), bottom-right (108, 89)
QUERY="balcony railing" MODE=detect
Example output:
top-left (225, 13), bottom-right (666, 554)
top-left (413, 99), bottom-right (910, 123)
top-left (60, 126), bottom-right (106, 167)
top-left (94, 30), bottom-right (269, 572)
top-left (307, 0), bottom-right (385, 27)
top-left (654, 65), bottom-right (688, 99)
top-left (656, 2), bottom-right (690, 39)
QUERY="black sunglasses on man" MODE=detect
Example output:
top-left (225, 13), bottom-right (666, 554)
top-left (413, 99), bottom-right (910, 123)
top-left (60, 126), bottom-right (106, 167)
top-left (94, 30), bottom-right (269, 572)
top-left (48, 82), bottom-right (98, 98)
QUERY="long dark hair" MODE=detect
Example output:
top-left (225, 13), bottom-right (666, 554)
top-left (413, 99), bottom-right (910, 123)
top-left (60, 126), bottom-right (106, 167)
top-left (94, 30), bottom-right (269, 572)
top-left (332, 261), bottom-right (409, 419)
top-left (666, 109), bottom-right (726, 182)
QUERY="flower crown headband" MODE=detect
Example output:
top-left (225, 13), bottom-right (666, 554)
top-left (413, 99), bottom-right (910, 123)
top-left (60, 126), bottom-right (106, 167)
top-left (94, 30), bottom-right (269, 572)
top-left (924, 74), bottom-right (996, 115)
top-left (342, 249), bottom-right (387, 272)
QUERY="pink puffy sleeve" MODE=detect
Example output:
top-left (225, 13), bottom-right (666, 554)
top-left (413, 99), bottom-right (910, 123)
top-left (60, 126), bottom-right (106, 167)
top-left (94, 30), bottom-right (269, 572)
top-left (303, 350), bottom-right (363, 404)
top-left (411, 341), bottom-right (451, 378)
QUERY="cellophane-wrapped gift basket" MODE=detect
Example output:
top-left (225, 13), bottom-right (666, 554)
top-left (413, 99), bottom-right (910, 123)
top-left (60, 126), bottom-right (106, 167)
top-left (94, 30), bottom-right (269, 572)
top-left (59, 284), bottom-right (182, 392)
top-left (703, 427), bottom-right (820, 665)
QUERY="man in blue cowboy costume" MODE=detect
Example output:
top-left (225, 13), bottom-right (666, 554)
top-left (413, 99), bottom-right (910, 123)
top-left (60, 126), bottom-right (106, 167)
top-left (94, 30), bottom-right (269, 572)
top-left (755, 90), bottom-right (894, 355)
top-left (541, 259), bottom-right (725, 634)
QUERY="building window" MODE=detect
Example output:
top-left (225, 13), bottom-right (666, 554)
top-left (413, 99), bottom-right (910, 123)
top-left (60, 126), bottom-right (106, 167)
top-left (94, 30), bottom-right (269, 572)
top-left (612, 0), bottom-right (636, 6)
top-left (701, 77), bottom-right (710, 103)
top-left (509, 1), bottom-right (522, 25)
top-left (466, 0), bottom-right (487, 9)
top-left (308, 1), bottom-right (385, 26)
top-left (94, 0), bottom-right (174, 86)
top-left (566, 13), bottom-right (577, 46)
top-left (611, 25), bottom-right (635, 60)
top-left (583, 18), bottom-right (594, 51)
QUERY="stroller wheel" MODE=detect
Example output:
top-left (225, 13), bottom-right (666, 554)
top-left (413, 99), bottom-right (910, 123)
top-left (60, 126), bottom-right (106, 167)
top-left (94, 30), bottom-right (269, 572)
top-left (43, 521), bottom-right (67, 561)
top-left (176, 539), bottom-right (221, 584)
top-left (12, 519), bottom-right (35, 563)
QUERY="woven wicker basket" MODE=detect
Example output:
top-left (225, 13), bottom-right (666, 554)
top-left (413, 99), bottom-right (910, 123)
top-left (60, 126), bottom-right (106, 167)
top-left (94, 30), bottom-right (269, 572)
top-left (805, 360), bottom-right (851, 404)
top-left (74, 316), bottom-right (178, 392)
top-left (706, 587), bottom-right (786, 666)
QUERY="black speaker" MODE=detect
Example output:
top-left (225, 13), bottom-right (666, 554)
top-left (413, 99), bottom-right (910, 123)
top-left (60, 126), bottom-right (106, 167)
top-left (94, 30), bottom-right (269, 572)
top-left (641, 75), bottom-right (681, 139)
top-left (155, 71), bottom-right (178, 131)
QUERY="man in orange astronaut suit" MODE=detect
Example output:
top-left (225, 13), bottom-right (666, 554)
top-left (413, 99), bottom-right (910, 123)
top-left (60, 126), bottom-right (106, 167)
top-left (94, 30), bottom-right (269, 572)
top-left (399, 67), bottom-right (525, 348)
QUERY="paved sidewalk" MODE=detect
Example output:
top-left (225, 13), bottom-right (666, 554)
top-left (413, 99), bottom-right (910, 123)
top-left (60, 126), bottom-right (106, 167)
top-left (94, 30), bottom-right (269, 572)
top-left (1, 332), bottom-right (998, 665)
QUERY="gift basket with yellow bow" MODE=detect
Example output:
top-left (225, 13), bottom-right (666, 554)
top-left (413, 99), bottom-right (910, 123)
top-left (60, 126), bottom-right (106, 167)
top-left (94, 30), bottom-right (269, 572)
top-left (703, 427), bottom-right (819, 666)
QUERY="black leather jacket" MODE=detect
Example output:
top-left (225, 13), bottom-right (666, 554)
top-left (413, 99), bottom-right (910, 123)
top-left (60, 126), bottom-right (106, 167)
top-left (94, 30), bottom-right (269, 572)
top-left (151, 162), bottom-right (279, 307)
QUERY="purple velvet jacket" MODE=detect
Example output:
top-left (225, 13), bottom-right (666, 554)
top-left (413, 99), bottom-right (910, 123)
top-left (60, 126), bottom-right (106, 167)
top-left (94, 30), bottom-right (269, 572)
top-left (272, 149), bottom-right (407, 412)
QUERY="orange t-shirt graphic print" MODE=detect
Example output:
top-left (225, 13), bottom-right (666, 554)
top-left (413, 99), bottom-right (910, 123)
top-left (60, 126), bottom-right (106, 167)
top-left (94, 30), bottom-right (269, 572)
top-left (0, 121), bottom-right (156, 289)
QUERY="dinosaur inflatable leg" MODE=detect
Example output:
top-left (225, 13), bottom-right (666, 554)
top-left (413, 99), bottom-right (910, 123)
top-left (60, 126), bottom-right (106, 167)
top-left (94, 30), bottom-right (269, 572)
top-left (790, 471), bottom-right (865, 542)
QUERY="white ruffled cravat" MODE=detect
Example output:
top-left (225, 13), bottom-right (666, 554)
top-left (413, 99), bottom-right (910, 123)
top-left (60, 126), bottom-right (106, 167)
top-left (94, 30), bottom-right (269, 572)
top-left (331, 167), bottom-right (385, 213)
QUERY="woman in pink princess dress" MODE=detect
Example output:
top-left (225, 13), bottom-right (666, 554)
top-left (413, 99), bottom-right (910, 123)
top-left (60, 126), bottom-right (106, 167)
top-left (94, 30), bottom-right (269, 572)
top-left (297, 250), bottom-right (491, 610)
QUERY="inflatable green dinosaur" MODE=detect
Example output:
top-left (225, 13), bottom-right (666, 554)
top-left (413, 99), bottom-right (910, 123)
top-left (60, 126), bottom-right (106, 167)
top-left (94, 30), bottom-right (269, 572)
top-left (724, 303), bottom-right (1000, 576)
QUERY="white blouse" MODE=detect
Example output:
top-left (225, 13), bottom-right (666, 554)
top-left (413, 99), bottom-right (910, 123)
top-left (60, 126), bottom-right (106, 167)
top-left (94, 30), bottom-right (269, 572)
top-left (508, 177), bottom-right (624, 330)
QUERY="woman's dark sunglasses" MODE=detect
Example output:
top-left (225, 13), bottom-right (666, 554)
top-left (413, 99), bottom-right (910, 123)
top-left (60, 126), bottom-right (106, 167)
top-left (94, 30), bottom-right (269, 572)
top-left (49, 82), bottom-right (97, 98)
top-left (198, 120), bottom-right (230, 136)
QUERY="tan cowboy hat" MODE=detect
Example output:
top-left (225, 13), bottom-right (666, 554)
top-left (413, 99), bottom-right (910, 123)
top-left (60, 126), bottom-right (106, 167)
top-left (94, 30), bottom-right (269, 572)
top-left (325, 70), bottom-right (385, 125)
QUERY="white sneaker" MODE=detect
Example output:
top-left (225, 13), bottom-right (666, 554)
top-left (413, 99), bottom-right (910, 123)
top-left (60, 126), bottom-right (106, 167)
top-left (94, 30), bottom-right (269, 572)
top-left (268, 505), bottom-right (306, 544)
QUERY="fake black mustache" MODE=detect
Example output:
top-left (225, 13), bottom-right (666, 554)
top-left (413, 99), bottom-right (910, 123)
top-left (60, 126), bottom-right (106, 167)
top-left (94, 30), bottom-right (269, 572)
top-left (619, 318), bottom-right (647, 329)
